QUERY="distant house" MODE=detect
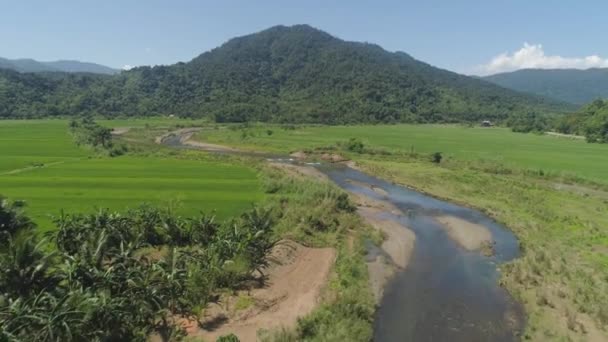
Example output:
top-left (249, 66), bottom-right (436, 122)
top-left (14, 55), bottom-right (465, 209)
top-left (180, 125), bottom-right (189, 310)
top-left (481, 120), bottom-right (493, 127)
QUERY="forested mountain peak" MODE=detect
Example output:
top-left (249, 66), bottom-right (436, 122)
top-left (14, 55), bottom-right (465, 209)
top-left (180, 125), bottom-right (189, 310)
top-left (1, 25), bottom-right (570, 122)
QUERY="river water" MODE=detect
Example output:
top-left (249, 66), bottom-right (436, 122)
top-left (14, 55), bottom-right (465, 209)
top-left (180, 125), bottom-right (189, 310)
top-left (320, 165), bottom-right (524, 341)
top-left (161, 133), bottom-right (525, 341)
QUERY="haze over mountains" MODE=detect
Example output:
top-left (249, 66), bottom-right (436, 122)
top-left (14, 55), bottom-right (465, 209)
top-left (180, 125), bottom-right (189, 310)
top-left (0, 57), bottom-right (119, 75)
top-left (0, 25), bottom-right (571, 122)
top-left (483, 68), bottom-right (608, 105)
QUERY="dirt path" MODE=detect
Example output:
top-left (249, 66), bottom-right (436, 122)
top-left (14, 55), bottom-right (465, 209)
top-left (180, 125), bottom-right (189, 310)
top-left (436, 215), bottom-right (493, 252)
top-left (188, 240), bottom-right (335, 341)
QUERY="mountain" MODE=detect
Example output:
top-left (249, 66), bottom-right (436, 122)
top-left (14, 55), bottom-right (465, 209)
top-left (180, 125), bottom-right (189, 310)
top-left (0, 57), bottom-right (119, 75)
top-left (483, 68), bottom-right (608, 105)
top-left (0, 25), bottom-right (571, 122)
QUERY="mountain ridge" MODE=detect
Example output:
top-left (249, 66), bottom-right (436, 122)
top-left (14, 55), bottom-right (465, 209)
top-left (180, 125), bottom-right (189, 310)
top-left (483, 68), bottom-right (608, 105)
top-left (0, 57), bottom-right (119, 75)
top-left (0, 24), bottom-right (572, 121)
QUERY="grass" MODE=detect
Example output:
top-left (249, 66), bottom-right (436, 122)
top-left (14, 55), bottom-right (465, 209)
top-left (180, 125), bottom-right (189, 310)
top-left (0, 119), bottom-right (87, 173)
top-left (355, 156), bottom-right (608, 341)
top-left (0, 120), bottom-right (264, 230)
top-left (195, 124), bottom-right (608, 184)
top-left (256, 165), bottom-right (375, 342)
top-left (191, 122), bottom-right (608, 340)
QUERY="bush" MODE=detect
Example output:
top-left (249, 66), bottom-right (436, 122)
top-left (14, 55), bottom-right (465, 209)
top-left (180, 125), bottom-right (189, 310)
top-left (217, 333), bottom-right (240, 342)
top-left (344, 138), bottom-right (365, 153)
top-left (431, 152), bottom-right (443, 164)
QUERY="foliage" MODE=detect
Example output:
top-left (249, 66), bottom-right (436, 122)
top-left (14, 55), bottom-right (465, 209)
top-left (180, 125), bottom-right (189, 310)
top-left (0, 197), bottom-right (35, 245)
top-left (0, 202), bottom-right (275, 341)
top-left (216, 333), bottom-right (240, 342)
top-left (69, 117), bottom-right (124, 155)
top-left (343, 138), bottom-right (365, 153)
top-left (557, 99), bottom-right (608, 143)
top-left (431, 152), bottom-right (442, 163)
top-left (0, 25), bottom-right (567, 123)
top-left (354, 156), bottom-right (608, 341)
top-left (505, 111), bottom-right (549, 133)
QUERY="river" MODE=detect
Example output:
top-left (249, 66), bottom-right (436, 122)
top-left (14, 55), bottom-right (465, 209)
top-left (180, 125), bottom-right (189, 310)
top-left (161, 131), bottom-right (525, 341)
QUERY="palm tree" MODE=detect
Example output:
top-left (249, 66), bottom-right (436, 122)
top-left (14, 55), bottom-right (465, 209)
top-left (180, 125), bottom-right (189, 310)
top-left (0, 233), bottom-right (58, 298)
top-left (0, 197), bottom-right (36, 245)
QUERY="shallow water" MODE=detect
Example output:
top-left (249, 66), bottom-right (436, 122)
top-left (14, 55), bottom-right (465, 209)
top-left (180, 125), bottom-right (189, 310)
top-left (321, 165), bottom-right (524, 342)
top-left (161, 133), bottom-right (524, 341)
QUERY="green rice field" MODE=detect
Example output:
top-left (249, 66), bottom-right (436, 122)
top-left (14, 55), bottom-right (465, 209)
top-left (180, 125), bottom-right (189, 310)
top-left (0, 120), bottom-right (263, 230)
top-left (197, 124), bottom-right (608, 184)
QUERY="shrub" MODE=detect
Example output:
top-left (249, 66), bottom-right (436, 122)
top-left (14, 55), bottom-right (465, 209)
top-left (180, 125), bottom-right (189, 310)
top-left (431, 152), bottom-right (443, 164)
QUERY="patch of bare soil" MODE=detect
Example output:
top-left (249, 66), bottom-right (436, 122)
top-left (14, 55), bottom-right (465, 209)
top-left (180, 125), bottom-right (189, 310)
top-left (189, 240), bottom-right (335, 342)
top-left (289, 151), bottom-right (308, 160)
top-left (268, 162), bottom-right (328, 182)
top-left (110, 127), bottom-right (131, 135)
top-left (436, 216), bottom-right (493, 253)
top-left (353, 194), bottom-right (415, 303)
top-left (320, 153), bottom-right (349, 163)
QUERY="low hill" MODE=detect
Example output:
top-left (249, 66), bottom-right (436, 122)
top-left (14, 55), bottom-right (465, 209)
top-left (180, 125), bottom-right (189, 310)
top-left (0, 57), bottom-right (119, 75)
top-left (0, 25), bottom-right (570, 122)
top-left (483, 68), bottom-right (608, 105)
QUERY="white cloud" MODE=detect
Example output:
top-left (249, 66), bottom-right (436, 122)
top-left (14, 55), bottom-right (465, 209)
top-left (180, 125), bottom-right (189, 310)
top-left (122, 64), bottom-right (135, 71)
top-left (474, 43), bottom-right (608, 75)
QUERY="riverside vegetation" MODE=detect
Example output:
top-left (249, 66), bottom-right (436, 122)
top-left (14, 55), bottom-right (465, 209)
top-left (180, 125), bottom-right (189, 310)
top-left (187, 122), bottom-right (608, 341)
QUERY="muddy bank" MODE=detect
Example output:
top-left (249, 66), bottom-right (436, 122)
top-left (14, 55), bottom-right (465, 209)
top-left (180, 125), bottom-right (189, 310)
top-left (187, 240), bottom-right (335, 342)
top-left (436, 215), bottom-right (494, 253)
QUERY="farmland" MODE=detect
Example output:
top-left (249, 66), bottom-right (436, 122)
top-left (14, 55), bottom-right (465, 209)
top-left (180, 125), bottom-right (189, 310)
top-left (0, 120), bottom-right (263, 230)
top-left (196, 124), bottom-right (608, 184)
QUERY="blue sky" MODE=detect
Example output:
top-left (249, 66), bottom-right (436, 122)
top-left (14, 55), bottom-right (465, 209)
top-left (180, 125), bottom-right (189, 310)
top-left (1, 0), bottom-right (607, 75)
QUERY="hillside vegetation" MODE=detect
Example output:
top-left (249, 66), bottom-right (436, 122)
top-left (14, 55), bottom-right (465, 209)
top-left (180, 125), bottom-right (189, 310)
top-left (483, 68), bottom-right (608, 105)
top-left (557, 99), bottom-right (608, 143)
top-left (0, 25), bottom-right (568, 123)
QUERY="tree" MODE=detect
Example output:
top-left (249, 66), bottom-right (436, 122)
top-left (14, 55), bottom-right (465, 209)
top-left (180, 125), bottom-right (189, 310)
top-left (0, 197), bottom-right (36, 245)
